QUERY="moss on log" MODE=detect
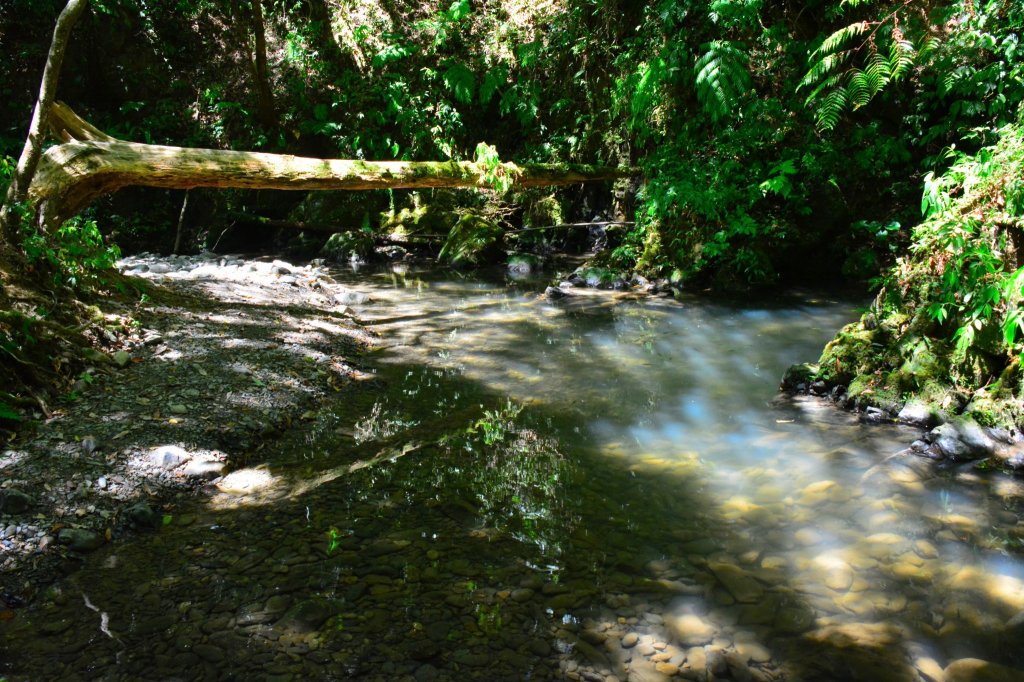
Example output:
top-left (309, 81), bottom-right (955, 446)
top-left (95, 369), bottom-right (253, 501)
top-left (29, 102), bottom-right (637, 227)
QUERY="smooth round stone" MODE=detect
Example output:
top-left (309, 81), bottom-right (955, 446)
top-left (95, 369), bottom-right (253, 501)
top-left (944, 657), bottom-right (1024, 682)
top-left (825, 566), bottom-right (854, 592)
top-left (708, 562), bottom-right (765, 603)
top-left (996, 510), bottom-right (1019, 525)
top-left (686, 647), bottom-right (707, 672)
top-left (799, 480), bottom-right (838, 506)
top-left (510, 588), bottom-right (534, 603)
top-left (193, 643), bottom-right (224, 662)
top-left (864, 591), bottom-right (907, 613)
top-left (861, 533), bottom-right (907, 559)
top-left (622, 632), bottom-right (639, 648)
top-left (849, 577), bottom-right (871, 593)
top-left (734, 633), bottom-right (771, 663)
top-left (835, 593), bottom-right (875, 616)
top-left (753, 484), bottom-right (786, 504)
top-left (863, 511), bottom-right (901, 531)
top-left (774, 606), bottom-right (815, 634)
top-left (889, 559), bottom-right (935, 582)
top-left (669, 614), bottom-right (715, 646)
top-left (914, 656), bottom-right (944, 682)
top-left (915, 539), bottom-right (939, 558)
top-left (794, 528), bottom-right (823, 547)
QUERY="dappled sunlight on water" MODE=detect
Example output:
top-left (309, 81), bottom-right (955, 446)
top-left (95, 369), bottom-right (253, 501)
top-left (333, 265), bottom-right (1024, 676)
top-left (5, 264), bottom-right (1024, 681)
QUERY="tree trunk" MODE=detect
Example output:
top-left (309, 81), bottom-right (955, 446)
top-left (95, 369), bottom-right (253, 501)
top-left (249, 0), bottom-right (277, 131)
top-left (0, 0), bottom-right (88, 241)
top-left (30, 103), bottom-right (636, 228)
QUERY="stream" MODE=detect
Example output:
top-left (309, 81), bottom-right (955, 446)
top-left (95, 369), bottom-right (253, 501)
top-left (4, 263), bottom-right (1024, 681)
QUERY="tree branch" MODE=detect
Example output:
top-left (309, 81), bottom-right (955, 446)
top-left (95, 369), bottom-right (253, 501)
top-left (0, 0), bottom-right (88, 239)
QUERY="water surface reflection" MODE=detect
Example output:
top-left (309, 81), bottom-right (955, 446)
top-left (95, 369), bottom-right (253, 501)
top-left (4, 265), bottom-right (1024, 682)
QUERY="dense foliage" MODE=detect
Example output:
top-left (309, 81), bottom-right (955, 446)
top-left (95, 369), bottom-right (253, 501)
top-left (806, 107), bottom-right (1024, 427)
top-left (0, 0), bottom-right (1013, 282)
top-left (1, 0), bottom-right (1024, 425)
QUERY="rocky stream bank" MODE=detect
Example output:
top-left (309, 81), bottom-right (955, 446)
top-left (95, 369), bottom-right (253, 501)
top-left (0, 252), bottom-right (374, 604)
top-left (3, 256), bottom-right (1024, 682)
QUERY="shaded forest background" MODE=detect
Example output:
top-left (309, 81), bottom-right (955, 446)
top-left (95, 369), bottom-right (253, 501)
top-left (3, 0), bottom-right (1024, 429)
top-left (2, 0), bottom-right (1019, 287)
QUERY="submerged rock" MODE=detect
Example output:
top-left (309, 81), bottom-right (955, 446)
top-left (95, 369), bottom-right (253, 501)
top-left (897, 400), bottom-right (938, 427)
top-left (277, 598), bottom-right (341, 633)
top-left (58, 527), bottom-right (103, 552)
top-left (0, 489), bottom-right (33, 514)
top-left (544, 286), bottom-right (568, 300)
top-left (708, 562), bottom-right (765, 603)
top-left (928, 419), bottom-right (996, 461)
top-left (127, 502), bottom-right (159, 528)
top-left (944, 658), bottom-right (1024, 682)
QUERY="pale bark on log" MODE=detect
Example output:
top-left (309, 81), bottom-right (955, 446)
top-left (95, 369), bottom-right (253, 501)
top-left (0, 0), bottom-right (88, 240)
top-left (28, 103), bottom-right (637, 228)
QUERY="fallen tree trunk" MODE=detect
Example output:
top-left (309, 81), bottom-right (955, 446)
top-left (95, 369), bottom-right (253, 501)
top-left (29, 103), bottom-right (637, 228)
top-left (0, 0), bottom-right (87, 240)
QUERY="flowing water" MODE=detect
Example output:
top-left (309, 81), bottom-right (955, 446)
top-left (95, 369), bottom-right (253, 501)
top-left (5, 264), bottom-right (1024, 682)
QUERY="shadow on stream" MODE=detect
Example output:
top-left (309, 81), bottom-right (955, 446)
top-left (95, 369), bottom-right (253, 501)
top-left (3, 264), bottom-right (1024, 681)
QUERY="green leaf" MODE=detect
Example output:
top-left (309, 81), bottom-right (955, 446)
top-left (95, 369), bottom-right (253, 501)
top-left (0, 401), bottom-right (20, 421)
top-left (810, 21), bottom-right (870, 62)
top-left (694, 41), bottom-right (750, 122)
top-left (814, 87), bottom-right (849, 132)
top-left (442, 61), bottom-right (476, 104)
top-left (888, 39), bottom-right (916, 82)
top-left (445, 0), bottom-right (471, 22)
top-left (479, 69), bottom-right (504, 105)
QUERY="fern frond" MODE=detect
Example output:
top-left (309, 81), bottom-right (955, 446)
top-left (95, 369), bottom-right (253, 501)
top-left (888, 39), bottom-right (916, 82)
top-left (847, 70), bottom-right (872, 108)
top-left (863, 49), bottom-right (891, 96)
top-left (442, 61), bottom-right (476, 104)
top-left (918, 35), bottom-right (942, 60)
top-left (815, 86), bottom-right (849, 132)
top-left (799, 50), bottom-right (852, 90)
top-left (941, 69), bottom-right (962, 96)
top-left (804, 73), bottom-right (844, 105)
top-left (694, 40), bottom-right (751, 122)
top-left (479, 66), bottom-right (507, 105)
top-left (631, 57), bottom-right (668, 124)
top-left (810, 21), bottom-right (871, 61)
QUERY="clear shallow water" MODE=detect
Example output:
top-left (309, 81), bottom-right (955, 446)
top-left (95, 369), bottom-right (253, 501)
top-left (4, 265), bottom-right (1024, 681)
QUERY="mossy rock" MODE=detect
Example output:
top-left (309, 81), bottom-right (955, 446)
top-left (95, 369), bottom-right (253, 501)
top-left (321, 231), bottom-right (375, 262)
top-left (782, 363), bottom-right (818, 389)
top-left (845, 375), bottom-right (901, 413)
top-left (507, 253), bottom-right (545, 274)
top-left (381, 190), bottom-right (479, 238)
top-left (895, 337), bottom-right (948, 390)
top-left (816, 322), bottom-right (878, 385)
top-left (438, 212), bottom-right (504, 266)
top-left (575, 266), bottom-right (619, 288)
top-left (382, 204), bottom-right (454, 238)
top-left (524, 194), bottom-right (564, 229)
